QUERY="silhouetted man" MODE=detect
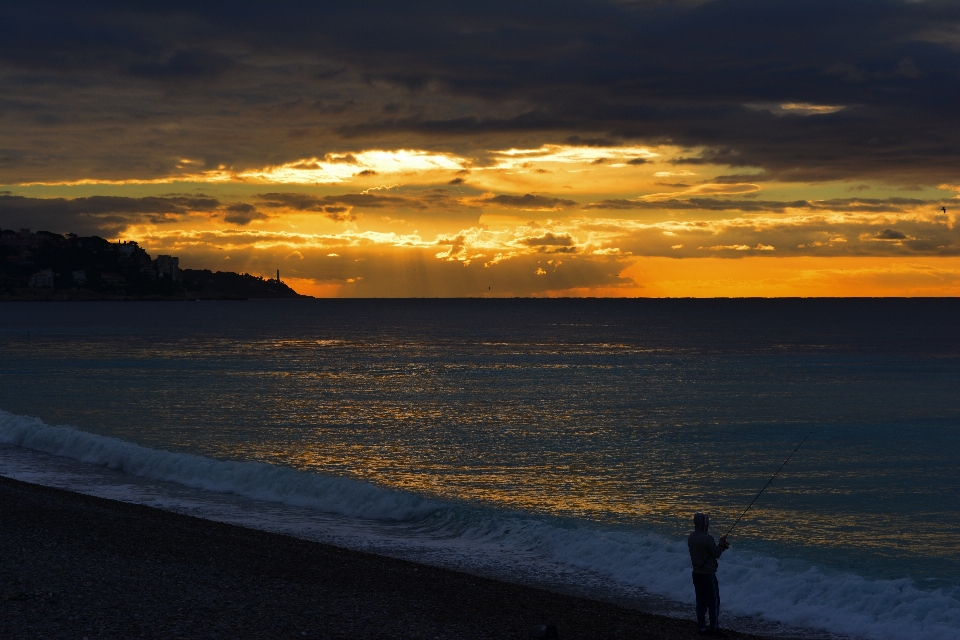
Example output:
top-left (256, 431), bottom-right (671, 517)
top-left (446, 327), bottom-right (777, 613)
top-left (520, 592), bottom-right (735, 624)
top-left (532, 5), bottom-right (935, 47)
top-left (688, 512), bottom-right (730, 635)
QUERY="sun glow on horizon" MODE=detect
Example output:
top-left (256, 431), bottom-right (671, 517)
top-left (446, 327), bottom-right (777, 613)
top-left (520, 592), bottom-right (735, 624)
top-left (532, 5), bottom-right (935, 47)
top-left (5, 142), bottom-right (958, 298)
top-left (13, 145), bottom-right (674, 189)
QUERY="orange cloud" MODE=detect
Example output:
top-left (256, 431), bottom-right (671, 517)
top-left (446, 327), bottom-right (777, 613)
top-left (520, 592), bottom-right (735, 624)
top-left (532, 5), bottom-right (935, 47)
top-left (640, 182), bottom-right (762, 200)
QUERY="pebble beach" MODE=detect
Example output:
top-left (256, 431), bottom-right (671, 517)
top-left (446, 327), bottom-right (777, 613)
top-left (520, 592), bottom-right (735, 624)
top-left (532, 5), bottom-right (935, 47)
top-left (0, 476), bottom-right (791, 640)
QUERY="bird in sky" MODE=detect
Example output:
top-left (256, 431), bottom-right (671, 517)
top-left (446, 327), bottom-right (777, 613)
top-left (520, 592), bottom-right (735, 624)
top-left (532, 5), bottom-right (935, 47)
top-left (942, 206), bottom-right (948, 214)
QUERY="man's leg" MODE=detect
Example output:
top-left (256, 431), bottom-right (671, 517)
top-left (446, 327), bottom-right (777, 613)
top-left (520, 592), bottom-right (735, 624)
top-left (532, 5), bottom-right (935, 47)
top-left (692, 573), bottom-right (708, 631)
top-left (707, 574), bottom-right (720, 632)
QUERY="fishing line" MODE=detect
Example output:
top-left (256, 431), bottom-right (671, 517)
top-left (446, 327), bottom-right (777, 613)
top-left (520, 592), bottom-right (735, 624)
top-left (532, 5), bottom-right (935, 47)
top-left (692, 431), bottom-right (812, 572)
top-left (724, 431), bottom-right (812, 538)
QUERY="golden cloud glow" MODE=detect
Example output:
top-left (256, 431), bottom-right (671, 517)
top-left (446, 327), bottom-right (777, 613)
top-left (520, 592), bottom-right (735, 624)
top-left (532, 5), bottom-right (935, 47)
top-left (640, 182), bottom-right (762, 200)
top-left (18, 144), bottom-right (670, 189)
top-left (206, 150), bottom-right (466, 184)
top-left (19, 150), bottom-right (467, 186)
top-left (746, 102), bottom-right (846, 116)
top-left (486, 144), bottom-right (659, 169)
top-left (700, 244), bottom-right (756, 251)
top-left (107, 198), bottom-right (960, 297)
top-left (7, 139), bottom-right (956, 298)
top-left (281, 256), bottom-right (960, 298)
top-left (653, 170), bottom-right (696, 178)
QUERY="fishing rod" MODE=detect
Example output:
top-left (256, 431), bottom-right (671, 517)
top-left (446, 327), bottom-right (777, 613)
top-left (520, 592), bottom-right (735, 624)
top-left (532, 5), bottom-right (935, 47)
top-left (690, 432), bottom-right (812, 572)
top-left (723, 431), bottom-right (812, 538)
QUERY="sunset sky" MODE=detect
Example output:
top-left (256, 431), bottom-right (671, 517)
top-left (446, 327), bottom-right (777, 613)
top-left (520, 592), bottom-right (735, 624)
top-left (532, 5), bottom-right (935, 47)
top-left (2, 1), bottom-right (959, 297)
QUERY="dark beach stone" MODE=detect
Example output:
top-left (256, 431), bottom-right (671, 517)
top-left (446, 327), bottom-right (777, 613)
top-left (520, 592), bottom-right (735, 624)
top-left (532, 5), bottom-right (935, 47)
top-left (0, 476), bottom-right (792, 640)
top-left (530, 622), bottom-right (559, 638)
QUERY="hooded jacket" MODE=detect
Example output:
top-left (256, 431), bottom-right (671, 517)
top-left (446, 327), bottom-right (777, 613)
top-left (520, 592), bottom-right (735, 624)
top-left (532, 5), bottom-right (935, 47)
top-left (687, 512), bottom-right (724, 574)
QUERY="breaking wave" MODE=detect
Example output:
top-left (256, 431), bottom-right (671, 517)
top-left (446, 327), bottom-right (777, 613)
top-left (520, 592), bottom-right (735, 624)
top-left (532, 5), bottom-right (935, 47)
top-left (2, 409), bottom-right (958, 640)
top-left (0, 410), bottom-right (438, 521)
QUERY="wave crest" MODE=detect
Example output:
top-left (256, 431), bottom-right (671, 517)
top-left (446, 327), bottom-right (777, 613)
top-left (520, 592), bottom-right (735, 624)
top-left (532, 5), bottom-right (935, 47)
top-left (0, 410), bottom-right (438, 521)
top-left (2, 410), bottom-right (958, 640)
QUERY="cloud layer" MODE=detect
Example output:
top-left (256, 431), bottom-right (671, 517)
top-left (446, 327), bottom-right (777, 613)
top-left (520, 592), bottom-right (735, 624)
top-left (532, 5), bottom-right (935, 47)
top-left (3, 1), bottom-right (959, 184)
top-left (3, 1), bottom-right (960, 296)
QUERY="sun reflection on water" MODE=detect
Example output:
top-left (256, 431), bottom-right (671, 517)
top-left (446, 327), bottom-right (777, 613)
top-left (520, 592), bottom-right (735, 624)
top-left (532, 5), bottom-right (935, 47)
top-left (2, 300), bottom-right (959, 581)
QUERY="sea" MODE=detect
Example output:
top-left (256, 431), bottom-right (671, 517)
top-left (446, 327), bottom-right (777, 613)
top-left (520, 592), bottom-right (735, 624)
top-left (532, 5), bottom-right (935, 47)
top-left (1, 299), bottom-right (958, 640)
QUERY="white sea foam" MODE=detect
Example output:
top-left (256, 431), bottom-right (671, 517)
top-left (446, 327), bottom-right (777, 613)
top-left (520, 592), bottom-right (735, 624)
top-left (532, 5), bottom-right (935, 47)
top-left (480, 522), bottom-right (960, 640)
top-left (0, 410), bottom-right (438, 521)
top-left (2, 410), bottom-right (958, 640)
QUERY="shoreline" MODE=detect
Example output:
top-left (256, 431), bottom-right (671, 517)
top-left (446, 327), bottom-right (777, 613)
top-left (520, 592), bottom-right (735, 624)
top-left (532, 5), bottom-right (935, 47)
top-left (0, 289), bottom-right (308, 301)
top-left (0, 476), bottom-right (796, 640)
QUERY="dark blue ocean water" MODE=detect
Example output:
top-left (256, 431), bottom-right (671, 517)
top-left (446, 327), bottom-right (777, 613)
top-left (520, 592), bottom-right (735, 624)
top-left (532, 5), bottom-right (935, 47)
top-left (1, 299), bottom-right (958, 639)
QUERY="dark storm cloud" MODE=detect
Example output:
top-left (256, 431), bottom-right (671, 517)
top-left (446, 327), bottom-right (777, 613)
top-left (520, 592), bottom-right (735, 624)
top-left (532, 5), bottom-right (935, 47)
top-left (335, 111), bottom-right (570, 139)
top-left (875, 228), bottom-right (908, 240)
top-left (481, 194), bottom-right (578, 209)
top-left (255, 189), bottom-right (484, 221)
top-left (0, 194), bottom-right (264, 234)
top-left (588, 214), bottom-right (960, 259)
top-left (128, 50), bottom-right (235, 81)
top-left (256, 192), bottom-right (427, 220)
top-left (585, 196), bottom-right (951, 214)
top-left (712, 174), bottom-right (775, 184)
top-left (2, 1), bottom-right (960, 184)
top-left (256, 192), bottom-right (430, 211)
top-left (222, 202), bottom-right (267, 225)
top-left (516, 232), bottom-right (577, 247)
top-left (0, 195), bottom-right (220, 216)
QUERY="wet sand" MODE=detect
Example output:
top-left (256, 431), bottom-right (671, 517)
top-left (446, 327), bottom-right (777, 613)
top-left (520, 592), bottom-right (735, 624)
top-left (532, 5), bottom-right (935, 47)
top-left (0, 476), bottom-right (791, 639)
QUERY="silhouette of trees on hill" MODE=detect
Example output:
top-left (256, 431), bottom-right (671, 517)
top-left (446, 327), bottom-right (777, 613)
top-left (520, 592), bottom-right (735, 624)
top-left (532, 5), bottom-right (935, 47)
top-left (0, 229), bottom-right (303, 298)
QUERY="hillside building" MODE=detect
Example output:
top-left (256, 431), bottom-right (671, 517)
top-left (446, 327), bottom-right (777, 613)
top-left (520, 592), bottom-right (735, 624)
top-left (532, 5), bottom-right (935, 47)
top-left (154, 255), bottom-right (180, 281)
top-left (28, 268), bottom-right (54, 288)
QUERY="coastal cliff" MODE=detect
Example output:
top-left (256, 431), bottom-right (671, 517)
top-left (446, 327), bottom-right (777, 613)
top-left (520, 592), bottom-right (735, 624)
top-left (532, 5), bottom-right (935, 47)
top-left (0, 228), bottom-right (305, 300)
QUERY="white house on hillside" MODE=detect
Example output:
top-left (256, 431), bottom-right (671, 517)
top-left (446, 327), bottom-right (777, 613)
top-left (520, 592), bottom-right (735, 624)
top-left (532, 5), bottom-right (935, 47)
top-left (29, 268), bottom-right (54, 288)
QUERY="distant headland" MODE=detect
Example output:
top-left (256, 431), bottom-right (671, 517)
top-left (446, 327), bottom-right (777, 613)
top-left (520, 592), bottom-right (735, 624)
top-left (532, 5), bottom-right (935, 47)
top-left (0, 228), bottom-right (306, 300)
